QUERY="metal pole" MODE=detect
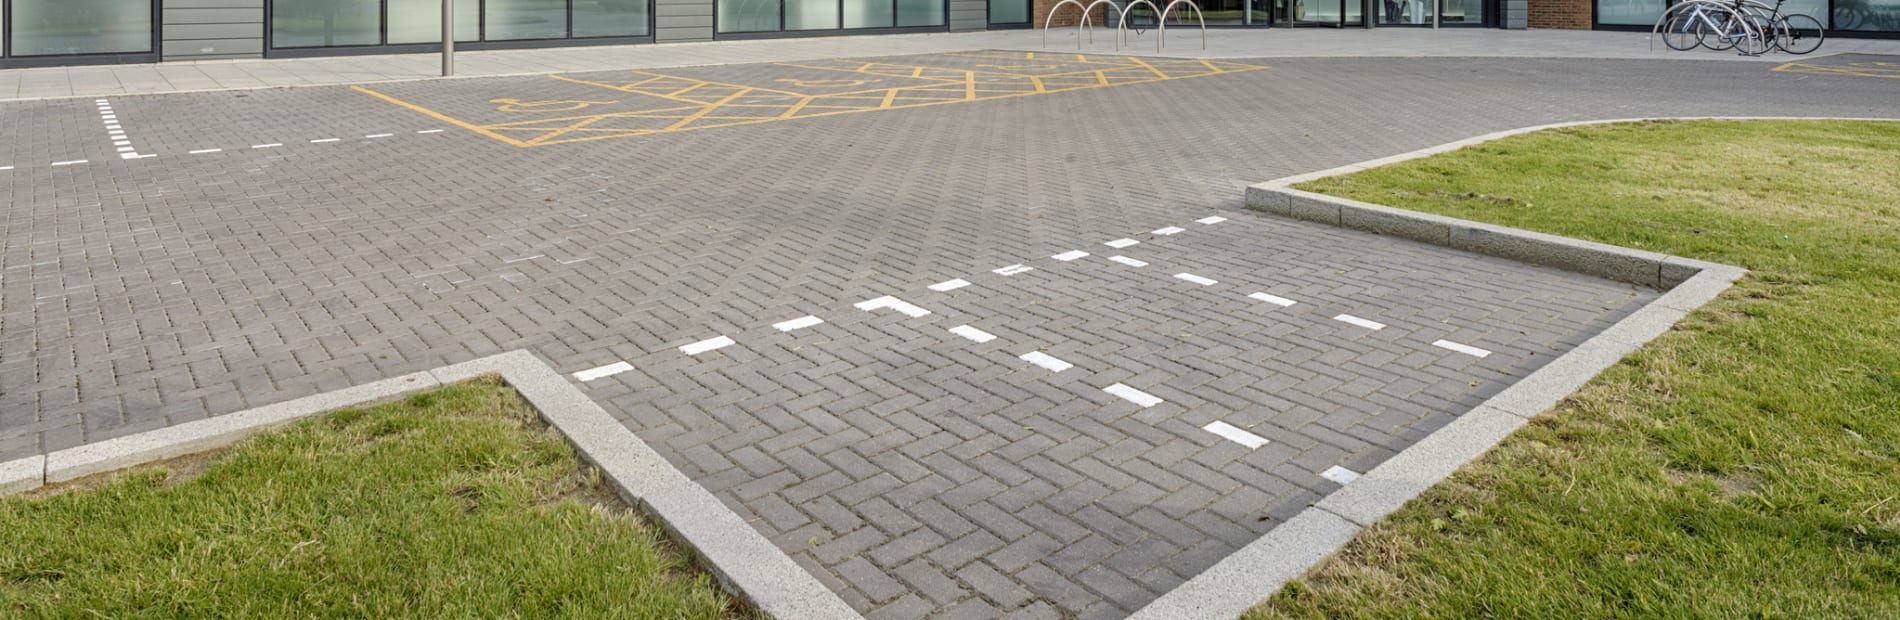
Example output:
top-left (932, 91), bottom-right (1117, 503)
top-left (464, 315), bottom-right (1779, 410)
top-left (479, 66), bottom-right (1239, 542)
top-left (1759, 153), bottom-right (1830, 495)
top-left (1432, 0), bottom-right (1439, 28)
top-left (442, 0), bottom-right (456, 76)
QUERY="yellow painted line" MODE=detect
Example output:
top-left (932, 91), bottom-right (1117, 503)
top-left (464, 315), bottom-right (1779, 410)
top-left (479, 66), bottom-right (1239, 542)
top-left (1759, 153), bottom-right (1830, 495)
top-left (665, 88), bottom-right (754, 130)
top-left (1027, 52), bottom-right (1035, 59)
top-left (350, 85), bottom-right (531, 148)
top-left (1128, 56), bottom-right (1171, 80)
top-left (1032, 76), bottom-right (1048, 93)
top-left (1096, 70), bottom-right (1109, 85)
top-left (527, 115), bottom-right (611, 146)
top-left (879, 88), bottom-right (902, 109)
top-left (965, 71), bottom-right (976, 100)
top-left (777, 96), bottom-right (816, 119)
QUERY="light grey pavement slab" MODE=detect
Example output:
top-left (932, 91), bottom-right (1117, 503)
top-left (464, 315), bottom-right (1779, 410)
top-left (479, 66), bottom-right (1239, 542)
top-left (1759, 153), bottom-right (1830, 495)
top-left (1, 49), bottom-right (1896, 619)
top-left (5, 28), bottom-right (1900, 101)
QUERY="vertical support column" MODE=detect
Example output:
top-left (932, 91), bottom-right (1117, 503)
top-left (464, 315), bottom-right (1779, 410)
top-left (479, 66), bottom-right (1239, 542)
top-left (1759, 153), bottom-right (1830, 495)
top-left (443, 0), bottom-right (456, 76)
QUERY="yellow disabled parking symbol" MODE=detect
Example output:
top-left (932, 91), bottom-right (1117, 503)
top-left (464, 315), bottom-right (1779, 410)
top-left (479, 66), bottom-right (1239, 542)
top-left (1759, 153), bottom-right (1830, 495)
top-left (491, 98), bottom-right (617, 112)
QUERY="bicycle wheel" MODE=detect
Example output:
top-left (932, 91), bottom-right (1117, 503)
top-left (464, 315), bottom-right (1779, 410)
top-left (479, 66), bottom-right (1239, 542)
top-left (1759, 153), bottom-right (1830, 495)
top-left (1663, 14), bottom-right (1703, 51)
top-left (1778, 13), bottom-right (1825, 55)
top-left (1730, 11), bottom-right (1775, 55)
top-left (1702, 10), bottom-right (1741, 51)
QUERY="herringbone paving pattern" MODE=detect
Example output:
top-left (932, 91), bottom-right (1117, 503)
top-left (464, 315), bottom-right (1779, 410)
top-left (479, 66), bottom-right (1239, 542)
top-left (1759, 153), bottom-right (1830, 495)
top-left (4, 54), bottom-right (1897, 617)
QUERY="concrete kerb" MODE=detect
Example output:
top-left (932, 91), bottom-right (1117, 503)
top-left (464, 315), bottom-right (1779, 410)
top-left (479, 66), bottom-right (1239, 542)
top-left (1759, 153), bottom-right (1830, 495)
top-left (5, 350), bottom-right (861, 620)
top-left (1137, 119), bottom-right (1772, 619)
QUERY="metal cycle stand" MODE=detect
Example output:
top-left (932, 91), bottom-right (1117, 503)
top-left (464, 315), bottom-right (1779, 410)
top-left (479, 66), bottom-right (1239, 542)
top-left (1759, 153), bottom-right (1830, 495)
top-left (1044, 0), bottom-right (1093, 49)
top-left (1085, 0), bottom-right (1133, 49)
top-left (1159, 0), bottom-right (1208, 50)
top-left (1117, 0), bottom-right (1166, 52)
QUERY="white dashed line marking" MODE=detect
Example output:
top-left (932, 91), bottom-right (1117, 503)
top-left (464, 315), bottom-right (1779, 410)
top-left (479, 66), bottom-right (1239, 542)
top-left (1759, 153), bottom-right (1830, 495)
top-left (1052, 250), bottom-right (1090, 262)
top-left (773, 315), bottom-right (824, 332)
top-left (112, 140), bottom-right (131, 146)
top-left (855, 296), bottom-right (931, 318)
top-left (993, 264), bottom-right (1034, 276)
top-left (1248, 292), bottom-right (1297, 307)
top-left (556, 257), bottom-right (590, 265)
top-left (1197, 216), bottom-right (1228, 224)
top-left (311, 138), bottom-right (341, 143)
top-left (1020, 351), bottom-right (1073, 372)
top-left (1152, 226), bottom-right (1185, 235)
top-left (417, 129), bottom-right (446, 134)
top-left (0, 166), bottom-right (14, 171)
top-left (116, 147), bottom-right (135, 152)
top-left (1333, 314), bottom-right (1387, 331)
top-left (1174, 273), bottom-right (1218, 286)
top-left (50, 160), bottom-right (88, 167)
top-left (366, 133), bottom-right (394, 138)
top-left (574, 361), bottom-right (634, 382)
top-left (1320, 465), bottom-right (1361, 485)
top-left (680, 336), bottom-right (736, 355)
top-left (1109, 256), bottom-right (1148, 267)
top-left (252, 143), bottom-right (282, 149)
top-left (1105, 383), bottom-right (1164, 408)
top-left (1203, 421), bottom-right (1269, 449)
top-left (1104, 238), bottom-right (1139, 249)
top-left (1432, 339), bottom-right (1493, 358)
top-left (949, 325), bottom-right (996, 343)
top-left (189, 149), bottom-right (222, 154)
top-left (503, 254), bottom-right (544, 264)
top-left (929, 279), bottom-right (971, 292)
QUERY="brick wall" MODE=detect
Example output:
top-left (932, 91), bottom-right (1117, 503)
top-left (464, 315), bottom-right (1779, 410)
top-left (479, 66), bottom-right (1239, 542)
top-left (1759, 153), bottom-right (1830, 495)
top-left (1528, 0), bottom-right (1592, 29)
top-left (1033, 0), bottom-right (1110, 27)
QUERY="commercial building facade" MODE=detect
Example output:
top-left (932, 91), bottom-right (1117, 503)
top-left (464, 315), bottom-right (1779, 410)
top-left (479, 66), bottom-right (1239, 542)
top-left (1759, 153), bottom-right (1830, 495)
top-left (0, 0), bottom-right (1894, 68)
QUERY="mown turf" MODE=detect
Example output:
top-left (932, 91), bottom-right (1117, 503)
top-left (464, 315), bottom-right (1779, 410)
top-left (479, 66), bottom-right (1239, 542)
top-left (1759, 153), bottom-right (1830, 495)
top-left (0, 378), bottom-right (747, 619)
top-left (1249, 119), bottom-right (1900, 618)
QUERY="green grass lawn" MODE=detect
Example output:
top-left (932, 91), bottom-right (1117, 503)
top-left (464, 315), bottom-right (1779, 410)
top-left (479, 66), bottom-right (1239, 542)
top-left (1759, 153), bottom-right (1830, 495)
top-left (0, 378), bottom-right (747, 619)
top-left (1249, 120), bottom-right (1900, 618)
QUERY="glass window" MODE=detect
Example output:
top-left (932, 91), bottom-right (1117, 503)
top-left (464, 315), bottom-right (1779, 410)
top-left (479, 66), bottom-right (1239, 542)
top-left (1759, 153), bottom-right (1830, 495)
top-left (388, 0), bottom-right (483, 44)
top-left (1836, 0), bottom-right (1900, 30)
top-left (574, 0), bottom-right (653, 36)
top-left (896, 0), bottom-right (943, 25)
top-left (719, 0), bottom-right (784, 32)
top-left (1596, 0), bottom-right (1666, 25)
top-left (990, 0), bottom-right (1030, 23)
top-left (845, 0), bottom-right (895, 27)
top-left (271, 0), bottom-right (381, 48)
top-left (787, 0), bottom-right (843, 29)
top-left (487, 0), bottom-right (571, 40)
top-left (10, 0), bottom-right (153, 56)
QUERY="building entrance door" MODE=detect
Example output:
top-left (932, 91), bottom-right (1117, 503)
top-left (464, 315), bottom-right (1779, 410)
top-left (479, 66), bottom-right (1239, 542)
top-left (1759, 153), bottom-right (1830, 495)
top-left (1276, 0), bottom-right (1364, 25)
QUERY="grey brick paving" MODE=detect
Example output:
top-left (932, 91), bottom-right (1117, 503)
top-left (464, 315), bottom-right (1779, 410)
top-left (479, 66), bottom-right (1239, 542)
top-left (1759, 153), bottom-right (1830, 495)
top-left (3, 53), bottom-right (1897, 618)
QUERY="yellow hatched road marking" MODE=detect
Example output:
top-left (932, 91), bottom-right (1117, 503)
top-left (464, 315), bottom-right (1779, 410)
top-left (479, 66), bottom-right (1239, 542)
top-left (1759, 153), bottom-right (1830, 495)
top-left (359, 52), bottom-right (1265, 147)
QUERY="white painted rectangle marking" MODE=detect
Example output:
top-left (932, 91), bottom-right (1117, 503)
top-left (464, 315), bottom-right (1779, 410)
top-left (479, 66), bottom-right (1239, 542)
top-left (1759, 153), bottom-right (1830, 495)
top-left (107, 130), bottom-right (124, 135)
top-left (949, 325), bottom-right (996, 343)
top-left (310, 138), bottom-right (341, 143)
top-left (574, 361), bottom-right (634, 382)
top-left (680, 336), bottom-right (736, 355)
top-left (1333, 314), bottom-right (1387, 331)
top-left (189, 148), bottom-right (222, 154)
top-left (1196, 216), bottom-right (1228, 224)
top-left (116, 147), bottom-right (134, 153)
top-left (1174, 273), bottom-right (1217, 286)
top-left (1105, 383), bottom-right (1163, 408)
top-left (503, 254), bottom-right (544, 264)
top-left (112, 140), bottom-right (131, 146)
top-left (855, 296), bottom-right (931, 318)
top-left (928, 279), bottom-right (970, 292)
top-left (1249, 292), bottom-right (1297, 307)
top-left (1432, 339), bottom-right (1493, 358)
top-left (135, 154), bottom-right (156, 159)
top-left (1104, 238), bottom-right (1139, 249)
top-left (1109, 256), bottom-right (1147, 268)
top-left (417, 129), bottom-right (446, 134)
top-left (1320, 465), bottom-right (1361, 485)
top-left (50, 160), bottom-right (87, 167)
top-left (104, 124), bottom-right (120, 129)
top-left (773, 316), bottom-right (824, 332)
top-left (993, 264), bottom-right (1033, 276)
top-left (252, 143), bottom-right (281, 149)
top-left (1152, 226), bottom-right (1185, 235)
top-left (1052, 250), bottom-right (1089, 262)
top-left (101, 115), bottom-right (116, 120)
top-left (366, 133), bottom-right (394, 138)
top-left (0, 166), bottom-right (14, 171)
top-left (1203, 421), bottom-right (1270, 449)
top-left (1020, 351), bottom-right (1073, 372)
top-left (120, 153), bottom-right (141, 160)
